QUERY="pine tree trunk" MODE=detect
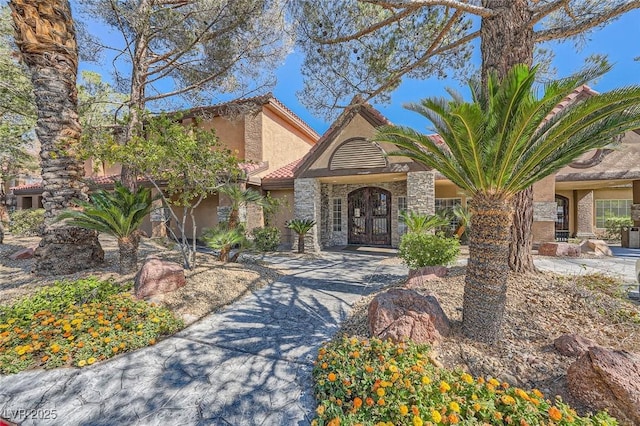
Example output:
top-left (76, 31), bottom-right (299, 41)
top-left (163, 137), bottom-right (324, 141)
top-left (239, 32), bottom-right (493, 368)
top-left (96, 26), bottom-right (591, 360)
top-left (10, 0), bottom-right (103, 275)
top-left (121, 0), bottom-right (152, 191)
top-left (481, 0), bottom-right (536, 273)
top-left (462, 195), bottom-right (513, 343)
top-left (118, 235), bottom-right (139, 274)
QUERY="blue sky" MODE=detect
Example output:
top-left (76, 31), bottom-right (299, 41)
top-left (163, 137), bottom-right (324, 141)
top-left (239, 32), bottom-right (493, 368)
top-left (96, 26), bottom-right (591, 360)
top-left (78, 6), bottom-right (640, 136)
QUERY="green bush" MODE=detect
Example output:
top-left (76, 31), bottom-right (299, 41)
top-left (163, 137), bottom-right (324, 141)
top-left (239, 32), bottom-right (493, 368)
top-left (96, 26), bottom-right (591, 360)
top-left (603, 216), bottom-right (633, 240)
top-left (312, 337), bottom-right (617, 426)
top-left (9, 208), bottom-right (45, 236)
top-left (0, 277), bottom-right (183, 374)
top-left (398, 232), bottom-right (460, 269)
top-left (251, 226), bottom-right (280, 252)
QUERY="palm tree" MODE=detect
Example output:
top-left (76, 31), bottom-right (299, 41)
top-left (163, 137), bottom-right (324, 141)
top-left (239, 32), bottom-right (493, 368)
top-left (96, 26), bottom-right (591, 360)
top-left (217, 184), bottom-right (264, 230)
top-left (57, 183), bottom-right (153, 274)
top-left (377, 64), bottom-right (640, 343)
top-left (10, 0), bottom-right (103, 275)
top-left (203, 226), bottom-right (251, 263)
top-left (399, 210), bottom-right (449, 234)
top-left (287, 219), bottom-right (316, 254)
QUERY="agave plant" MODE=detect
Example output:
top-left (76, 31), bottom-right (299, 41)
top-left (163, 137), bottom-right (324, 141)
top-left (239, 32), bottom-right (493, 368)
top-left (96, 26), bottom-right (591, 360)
top-left (287, 218), bottom-right (316, 253)
top-left (57, 182), bottom-right (153, 273)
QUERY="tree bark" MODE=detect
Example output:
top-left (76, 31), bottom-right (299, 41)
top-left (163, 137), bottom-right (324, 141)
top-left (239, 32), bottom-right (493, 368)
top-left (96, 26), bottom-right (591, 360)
top-left (481, 0), bottom-right (536, 273)
top-left (462, 195), bottom-right (513, 343)
top-left (298, 234), bottom-right (305, 253)
top-left (10, 0), bottom-right (103, 275)
top-left (118, 235), bottom-right (139, 274)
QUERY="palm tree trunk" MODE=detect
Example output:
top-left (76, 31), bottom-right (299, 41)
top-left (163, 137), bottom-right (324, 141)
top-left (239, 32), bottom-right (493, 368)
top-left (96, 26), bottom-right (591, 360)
top-left (10, 0), bottom-right (103, 275)
top-left (481, 0), bottom-right (536, 273)
top-left (219, 245), bottom-right (230, 262)
top-left (298, 234), bottom-right (305, 253)
top-left (462, 196), bottom-right (513, 343)
top-left (117, 235), bottom-right (139, 274)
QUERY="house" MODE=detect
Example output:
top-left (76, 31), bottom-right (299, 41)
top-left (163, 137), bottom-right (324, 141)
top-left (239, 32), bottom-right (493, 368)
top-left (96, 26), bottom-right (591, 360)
top-left (9, 94), bottom-right (319, 241)
top-left (10, 90), bottom-right (640, 250)
top-left (261, 91), bottom-right (640, 251)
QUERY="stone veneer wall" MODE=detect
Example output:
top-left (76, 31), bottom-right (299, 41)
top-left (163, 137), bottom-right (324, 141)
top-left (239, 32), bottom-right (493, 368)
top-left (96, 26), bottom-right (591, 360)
top-left (576, 190), bottom-right (596, 237)
top-left (324, 181), bottom-right (407, 248)
top-left (407, 171), bottom-right (435, 216)
top-left (293, 178), bottom-right (322, 252)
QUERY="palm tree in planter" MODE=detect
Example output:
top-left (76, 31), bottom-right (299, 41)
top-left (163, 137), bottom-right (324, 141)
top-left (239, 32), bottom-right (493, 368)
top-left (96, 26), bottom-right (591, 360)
top-left (57, 183), bottom-right (153, 274)
top-left (377, 64), bottom-right (640, 343)
top-left (287, 219), bottom-right (316, 254)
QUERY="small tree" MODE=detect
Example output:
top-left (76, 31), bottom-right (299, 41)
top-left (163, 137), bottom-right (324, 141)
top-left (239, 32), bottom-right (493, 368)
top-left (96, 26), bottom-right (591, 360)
top-left (106, 114), bottom-right (241, 269)
top-left (57, 183), bottom-right (153, 274)
top-left (287, 219), bottom-right (316, 254)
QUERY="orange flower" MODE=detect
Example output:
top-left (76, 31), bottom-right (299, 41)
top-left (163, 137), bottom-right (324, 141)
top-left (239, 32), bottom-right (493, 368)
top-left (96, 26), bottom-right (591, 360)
top-left (327, 418), bottom-right (340, 426)
top-left (448, 413), bottom-right (460, 424)
top-left (548, 407), bottom-right (563, 422)
top-left (321, 362), bottom-right (328, 369)
top-left (328, 372), bottom-right (337, 382)
top-left (103, 337), bottom-right (112, 343)
top-left (399, 405), bottom-right (409, 416)
top-left (365, 397), bottom-right (374, 406)
top-left (41, 355), bottom-right (49, 363)
top-left (377, 398), bottom-right (385, 406)
top-left (411, 405), bottom-right (420, 416)
top-left (351, 351), bottom-right (360, 358)
top-left (112, 347), bottom-right (119, 353)
top-left (439, 381), bottom-right (451, 393)
top-left (353, 397), bottom-right (363, 409)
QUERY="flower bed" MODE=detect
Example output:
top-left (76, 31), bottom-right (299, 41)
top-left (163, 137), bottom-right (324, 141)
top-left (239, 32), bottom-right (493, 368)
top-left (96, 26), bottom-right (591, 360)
top-left (0, 277), bottom-right (183, 374)
top-left (312, 337), bottom-right (617, 425)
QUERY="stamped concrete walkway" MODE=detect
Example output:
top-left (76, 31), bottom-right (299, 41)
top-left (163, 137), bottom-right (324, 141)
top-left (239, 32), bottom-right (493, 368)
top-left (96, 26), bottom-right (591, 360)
top-left (0, 251), bottom-right (408, 426)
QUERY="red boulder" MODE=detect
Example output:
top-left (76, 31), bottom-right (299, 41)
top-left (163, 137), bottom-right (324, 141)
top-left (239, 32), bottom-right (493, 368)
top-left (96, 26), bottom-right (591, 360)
top-left (134, 256), bottom-right (186, 299)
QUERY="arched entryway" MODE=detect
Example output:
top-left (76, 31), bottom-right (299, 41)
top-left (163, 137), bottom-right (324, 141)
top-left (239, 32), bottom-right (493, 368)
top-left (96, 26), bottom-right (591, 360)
top-left (348, 187), bottom-right (391, 245)
top-left (555, 194), bottom-right (570, 241)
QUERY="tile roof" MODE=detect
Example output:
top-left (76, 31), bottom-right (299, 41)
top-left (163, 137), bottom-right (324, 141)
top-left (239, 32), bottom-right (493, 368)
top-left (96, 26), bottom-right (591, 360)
top-left (262, 159), bottom-right (302, 181)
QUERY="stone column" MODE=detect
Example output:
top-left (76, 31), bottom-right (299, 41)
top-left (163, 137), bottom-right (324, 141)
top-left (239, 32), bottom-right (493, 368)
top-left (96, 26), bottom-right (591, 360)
top-left (150, 189), bottom-right (168, 238)
top-left (532, 175), bottom-right (556, 243)
top-left (406, 171), bottom-right (435, 215)
top-left (293, 178), bottom-right (321, 252)
top-left (576, 190), bottom-right (596, 238)
top-left (632, 180), bottom-right (640, 227)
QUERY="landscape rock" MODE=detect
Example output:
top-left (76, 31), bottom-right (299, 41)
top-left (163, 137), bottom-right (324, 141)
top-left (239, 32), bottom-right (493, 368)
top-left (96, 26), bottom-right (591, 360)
top-left (567, 346), bottom-right (640, 425)
top-left (554, 334), bottom-right (597, 357)
top-left (134, 256), bottom-right (186, 299)
top-left (538, 242), bottom-right (581, 257)
top-left (9, 246), bottom-right (36, 260)
top-left (368, 288), bottom-right (450, 345)
top-left (406, 266), bottom-right (448, 288)
top-left (579, 239), bottom-right (613, 256)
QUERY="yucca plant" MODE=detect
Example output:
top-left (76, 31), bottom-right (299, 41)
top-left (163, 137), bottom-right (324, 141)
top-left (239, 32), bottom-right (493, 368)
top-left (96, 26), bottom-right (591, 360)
top-left (399, 210), bottom-right (449, 234)
top-left (287, 218), bottom-right (316, 253)
top-left (376, 64), bottom-right (640, 343)
top-left (57, 182), bottom-right (153, 274)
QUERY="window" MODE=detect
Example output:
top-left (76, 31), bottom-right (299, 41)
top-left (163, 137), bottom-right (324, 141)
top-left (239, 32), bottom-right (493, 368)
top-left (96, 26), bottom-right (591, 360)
top-left (332, 198), bottom-right (342, 232)
top-left (397, 196), bottom-right (407, 235)
top-left (595, 199), bottom-right (632, 228)
top-left (435, 198), bottom-right (462, 230)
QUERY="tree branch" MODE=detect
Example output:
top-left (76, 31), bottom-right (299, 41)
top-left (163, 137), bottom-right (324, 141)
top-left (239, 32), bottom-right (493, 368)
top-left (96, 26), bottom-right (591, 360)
top-left (535, 1), bottom-right (640, 42)
top-left (359, 0), bottom-right (495, 17)
top-left (314, 5), bottom-right (421, 44)
top-left (531, 0), bottom-right (568, 25)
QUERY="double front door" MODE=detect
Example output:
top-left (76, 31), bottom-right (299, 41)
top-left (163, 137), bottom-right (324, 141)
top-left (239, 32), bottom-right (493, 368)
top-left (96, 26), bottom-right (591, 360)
top-left (348, 187), bottom-right (391, 245)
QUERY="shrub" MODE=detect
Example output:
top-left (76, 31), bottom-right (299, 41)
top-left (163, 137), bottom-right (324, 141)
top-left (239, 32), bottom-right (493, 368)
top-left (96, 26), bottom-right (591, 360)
top-left (312, 337), bottom-right (617, 426)
top-left (398, 232), bottom-right (460, 269)
top-left (9, 209), bottom-right (45, 236)
top-left (0, 277), bottom-right (183, 374)
top-left (251, 226), bottom-right (280, 252)
top-left (603, 216), bottom-right (633, 240)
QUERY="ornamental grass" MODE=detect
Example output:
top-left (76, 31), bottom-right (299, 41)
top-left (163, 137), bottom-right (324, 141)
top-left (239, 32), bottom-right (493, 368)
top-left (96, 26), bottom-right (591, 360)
top-left (312, 337), bottom-right (617, 426)
top-left (0, 277), bottom-right (183, 374)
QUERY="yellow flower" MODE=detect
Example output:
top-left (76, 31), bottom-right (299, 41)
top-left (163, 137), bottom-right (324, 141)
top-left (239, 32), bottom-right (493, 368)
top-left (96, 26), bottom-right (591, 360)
top-left (548, 407), bottom-right (563, 422)
top-left (399, 405), bottom-right (409, 416)
top-left (78, 360), bottom-right (87, 367)
top-left (532, 389), bottom-right (543, 398)
top-left (316, 405), bottom-right (325, 416)
top-left (431, 410), bottom-right (442, 423)
top-left (87, 357), bottom-right (96, 365)
top-left (515, 388), bottom-right (529, 400)
top-left (449, 401), bottom-right (460, 413)
top-left (50, 343), bottom-right (61, 353)
top-left (473, 403), bottom-right (481, 411)
top-left (461, 373), bottom-right (473, 384)
top-left (439, 381), bottom-right (451, 393)
top-left (421, 376), bottom-right (431, 385)
top-left (488, 378), bottom-right (500, 387)
top-left (501, 395), bottom-right (516, 405)
top-left (376, 388), bottom-right (385, 397)
top-left (103, 337), bottom-right (112, 343)
top-left (413, 416), bottom-right (424, 426)
top-left (389, 365), bottom-right (398, 373)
